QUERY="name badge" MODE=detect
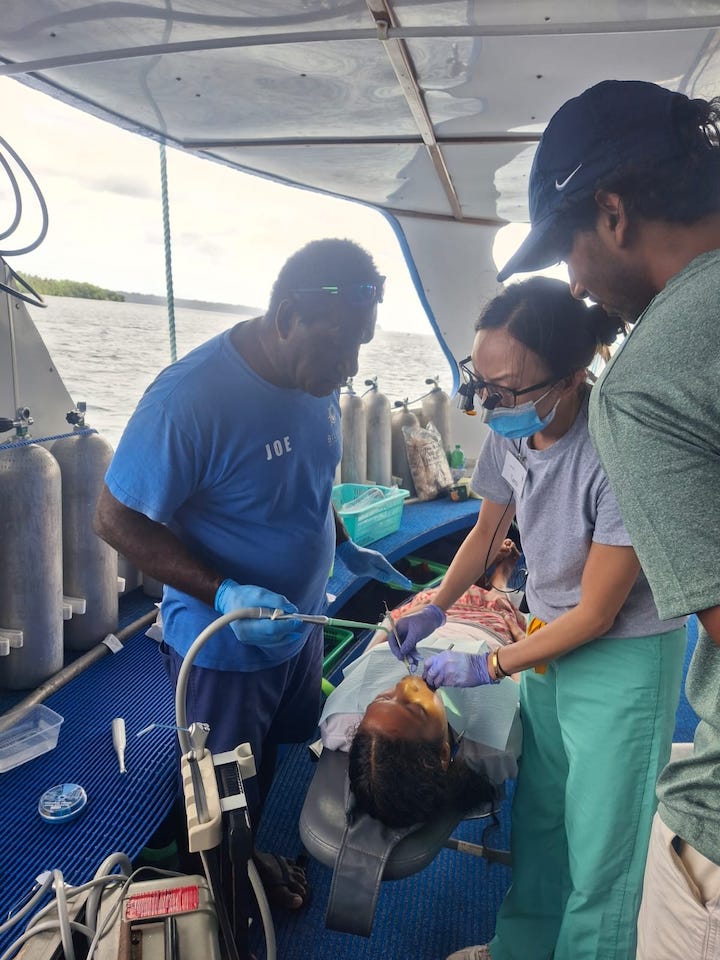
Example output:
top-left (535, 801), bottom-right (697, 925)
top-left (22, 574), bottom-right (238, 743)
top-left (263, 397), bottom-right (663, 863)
top-left (501, 450), bottom-right (527, 499)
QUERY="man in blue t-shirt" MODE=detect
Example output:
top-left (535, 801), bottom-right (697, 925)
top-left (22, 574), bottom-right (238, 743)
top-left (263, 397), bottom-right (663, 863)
top-left (94, 238), bottom-right (411, 909)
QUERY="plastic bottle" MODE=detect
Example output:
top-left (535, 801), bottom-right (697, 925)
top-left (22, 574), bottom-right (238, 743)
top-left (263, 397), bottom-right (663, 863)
top-left (449, 443), bottom-right (465, 481)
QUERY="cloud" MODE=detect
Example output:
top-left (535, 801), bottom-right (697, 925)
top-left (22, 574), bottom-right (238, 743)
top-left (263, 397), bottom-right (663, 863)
top-left (84, 175), bottom-right (158, 200)
top-left (0, 76), bottom-right (439, 331)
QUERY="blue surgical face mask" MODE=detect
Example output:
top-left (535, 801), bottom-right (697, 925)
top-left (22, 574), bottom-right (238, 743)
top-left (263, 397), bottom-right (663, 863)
top-left (483, 389), bottom-right (559, 439)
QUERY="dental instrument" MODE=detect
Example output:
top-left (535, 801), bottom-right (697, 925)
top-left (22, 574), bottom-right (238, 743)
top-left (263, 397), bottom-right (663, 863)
top-left (269, 610), bottom-right (390, 634)
top-left (382, 602), bottom-right (413, 675)
top-left (111, 718), bottom-right (126, 774)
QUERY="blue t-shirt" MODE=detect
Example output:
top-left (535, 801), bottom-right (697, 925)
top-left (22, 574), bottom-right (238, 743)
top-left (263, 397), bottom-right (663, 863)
top-left (106, 329), bottom-right (341, 670)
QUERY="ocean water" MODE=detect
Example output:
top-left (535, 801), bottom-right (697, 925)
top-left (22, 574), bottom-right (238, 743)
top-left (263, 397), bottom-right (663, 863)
top-left (29, 296), bottom-right (451, 449)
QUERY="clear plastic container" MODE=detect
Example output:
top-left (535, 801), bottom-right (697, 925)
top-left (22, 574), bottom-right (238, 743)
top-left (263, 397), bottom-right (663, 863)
top-left (339, 486), bottom-right (387, 512)
top-left (0, 704), bottom-right (64, 773)
top-left (331, 483), bottom-right (410, 546)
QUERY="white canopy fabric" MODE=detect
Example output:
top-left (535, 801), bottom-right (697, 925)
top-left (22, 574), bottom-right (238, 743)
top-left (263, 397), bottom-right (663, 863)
top-left (2, 2), bottom-right (719, 445)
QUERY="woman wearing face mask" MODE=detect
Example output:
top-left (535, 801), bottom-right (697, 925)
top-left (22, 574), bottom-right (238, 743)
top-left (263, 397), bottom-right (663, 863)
top-left (391, 277), bottom-right (688, 960)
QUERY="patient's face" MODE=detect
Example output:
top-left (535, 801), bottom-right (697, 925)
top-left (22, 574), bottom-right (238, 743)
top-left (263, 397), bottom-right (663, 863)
top-left (358, 675), bottom-right (448, 743)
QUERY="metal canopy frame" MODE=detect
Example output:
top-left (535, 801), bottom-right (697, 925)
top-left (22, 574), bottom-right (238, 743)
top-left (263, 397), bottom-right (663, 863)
top-left (2, 4), bottom-right (719, 225)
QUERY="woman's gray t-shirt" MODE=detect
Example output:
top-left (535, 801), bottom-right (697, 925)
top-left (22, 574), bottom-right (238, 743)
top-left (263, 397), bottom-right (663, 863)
top-left (471, 394), bottom-right (685, 638)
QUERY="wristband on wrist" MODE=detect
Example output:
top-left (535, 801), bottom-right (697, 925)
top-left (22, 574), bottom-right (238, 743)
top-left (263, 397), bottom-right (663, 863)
top-left (495, 648), bottom-right (510, 678)
top-left (490, 648), bottom-right (509, 681)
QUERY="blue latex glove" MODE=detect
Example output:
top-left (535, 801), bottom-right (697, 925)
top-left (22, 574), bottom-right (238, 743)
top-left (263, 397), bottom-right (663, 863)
top-left (388, 603), bottom-right (446, 665)
top-left (422, 650), bottom-right (498, 690)
top-left (214, 579), bottom-right (302, 648)
top-left (336, 540), bottom-right (413, 589)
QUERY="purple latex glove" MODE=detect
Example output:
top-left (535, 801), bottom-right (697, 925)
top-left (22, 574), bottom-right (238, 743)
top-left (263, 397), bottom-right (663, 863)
top-left (336, 540), bottom-right (413, 589)
top-left (214, 579), bottom-right (302, 648)
top-left (422, 650), bottom-right (498, 689)
top-left (389, 604), bottom-right (446, 664)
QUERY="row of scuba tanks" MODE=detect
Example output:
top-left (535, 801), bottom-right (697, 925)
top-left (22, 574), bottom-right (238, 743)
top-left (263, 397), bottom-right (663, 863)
top-left (0, 382), bottom-right (452, 691)
top-left (0, 408), bottom-right (120, 691)
top-left (339, 376), bottom-right (452, 496)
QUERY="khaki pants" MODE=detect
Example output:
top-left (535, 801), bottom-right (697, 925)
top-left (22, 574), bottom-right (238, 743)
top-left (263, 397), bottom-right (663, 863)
top-left (637, 813), bottom-right (720, 959)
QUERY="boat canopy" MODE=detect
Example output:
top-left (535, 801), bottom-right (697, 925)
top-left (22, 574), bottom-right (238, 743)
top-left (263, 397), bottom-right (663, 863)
top-left (1, 1), bottom-right (720, 441)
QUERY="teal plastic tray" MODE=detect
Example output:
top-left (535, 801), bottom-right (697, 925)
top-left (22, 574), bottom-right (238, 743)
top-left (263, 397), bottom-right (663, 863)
top-left (332, 483), bottom-right (410, 547)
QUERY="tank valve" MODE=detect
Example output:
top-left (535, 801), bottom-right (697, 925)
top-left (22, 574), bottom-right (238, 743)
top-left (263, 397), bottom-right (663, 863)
top-left (0, 408), bottom-right (34, 437)
top-left (65, 401), bottom-right (87, 428)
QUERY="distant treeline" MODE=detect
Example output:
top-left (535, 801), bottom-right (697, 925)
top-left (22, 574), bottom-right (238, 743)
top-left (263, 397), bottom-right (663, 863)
top-left (19, 273), bottom-right (125, 301)
top-left (123, 292), bottom-right (260, 314)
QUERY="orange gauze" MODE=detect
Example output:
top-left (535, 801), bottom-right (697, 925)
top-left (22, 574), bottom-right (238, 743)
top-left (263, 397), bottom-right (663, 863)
top-left (527, 615), bottom-right (548, 674)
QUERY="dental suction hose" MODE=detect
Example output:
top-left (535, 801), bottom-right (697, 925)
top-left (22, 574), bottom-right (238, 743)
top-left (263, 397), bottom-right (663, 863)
top-left (175, 606), bottom-right (281, 960)
top-left (174, 607), bottom-right (281, 751)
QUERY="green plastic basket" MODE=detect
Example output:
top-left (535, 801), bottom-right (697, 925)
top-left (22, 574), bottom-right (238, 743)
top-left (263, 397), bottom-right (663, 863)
top-left (322, 625), bottom-right (356, 677)
top-left (405, 556), bottom-right (449, 590)
top-left (387, 555), bottom-right (449, 592)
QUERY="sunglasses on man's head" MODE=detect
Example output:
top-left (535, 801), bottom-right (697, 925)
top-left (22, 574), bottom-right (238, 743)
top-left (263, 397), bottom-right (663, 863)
top-left (292, 277), bottom-right (385, 307)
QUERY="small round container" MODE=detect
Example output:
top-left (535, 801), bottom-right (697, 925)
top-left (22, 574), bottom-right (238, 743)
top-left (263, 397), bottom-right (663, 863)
top-left (38, 783), bottom-right (88, 824)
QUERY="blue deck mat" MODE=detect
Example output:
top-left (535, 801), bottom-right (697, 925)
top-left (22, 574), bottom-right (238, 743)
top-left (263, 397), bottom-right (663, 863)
top-left (252, 619), bottom-right (701, 960)
top-left (0, 592), bottom-right (177, 952)
top-left (0, 584), bottom-right (702, 958)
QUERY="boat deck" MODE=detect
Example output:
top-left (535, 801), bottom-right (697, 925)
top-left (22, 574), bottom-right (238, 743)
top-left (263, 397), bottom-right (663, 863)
top-left (0, 497), bottom-right (482, 952)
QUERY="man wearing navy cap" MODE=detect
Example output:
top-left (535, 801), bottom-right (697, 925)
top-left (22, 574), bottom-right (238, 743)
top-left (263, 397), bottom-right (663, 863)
top-left (492, 81), bottom-right (720, 960)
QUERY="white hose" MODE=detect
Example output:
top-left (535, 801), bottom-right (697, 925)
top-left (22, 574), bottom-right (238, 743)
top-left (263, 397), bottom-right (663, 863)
top-left (0, 872), bottom-right (54, 935)
top-left (52, 870), bottom-right (75, 960)
top-left (0, 921), bottom-right (93, 960)
top-left (26, 875), bottom-right (124, 932)
top-left (85, 852), bottom-right (133, 931)
top-left (248, 858), bottom-right (276, 959)
top-left (175, 606), bottom-right (279, 960)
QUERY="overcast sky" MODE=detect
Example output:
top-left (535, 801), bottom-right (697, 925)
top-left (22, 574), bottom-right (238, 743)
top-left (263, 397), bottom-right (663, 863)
top-left (0, 76), bottom-right (540, 331)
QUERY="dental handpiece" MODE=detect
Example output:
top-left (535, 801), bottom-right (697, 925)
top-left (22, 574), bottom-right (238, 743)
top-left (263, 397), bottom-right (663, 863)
top-left (269, 609), bottom-right (390, 633)
top-left (112, 717), bottom-right (127, 774)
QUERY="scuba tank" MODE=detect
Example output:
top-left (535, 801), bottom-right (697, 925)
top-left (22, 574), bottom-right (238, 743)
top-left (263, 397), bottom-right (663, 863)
top-left (363, 377), bottom-right (392, 487)
top-left (0, 410), bottom-right (64, 689)
top-left (391, 400), bottom-right (418, 497)
top-left (421, 376), bottom-right (452, 456)
top-left (51, 405), bottom-right (119, 651)
top-left (339, 379), bottom-right (367, 484)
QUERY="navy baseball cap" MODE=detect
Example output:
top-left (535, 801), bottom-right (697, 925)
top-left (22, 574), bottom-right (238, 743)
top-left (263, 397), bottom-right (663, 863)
top-left (497, 80), bottom-right (693, 282)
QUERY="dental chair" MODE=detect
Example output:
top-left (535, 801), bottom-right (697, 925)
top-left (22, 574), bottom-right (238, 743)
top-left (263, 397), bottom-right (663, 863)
top-left (300, 564), bottom-right (525, 936)
top-left (299, 741), bottom-right (514, 936)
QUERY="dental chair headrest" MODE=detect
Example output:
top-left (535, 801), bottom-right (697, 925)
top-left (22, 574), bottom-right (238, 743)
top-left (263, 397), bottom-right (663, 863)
top-left (300, 748), bottom-right (478, 937)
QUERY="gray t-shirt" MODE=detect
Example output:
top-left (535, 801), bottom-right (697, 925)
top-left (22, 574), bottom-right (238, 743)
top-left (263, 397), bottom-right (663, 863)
top-left (589, 249), bottom-right (720, 865)
top-left (471, 392), bottom-right (685, 638)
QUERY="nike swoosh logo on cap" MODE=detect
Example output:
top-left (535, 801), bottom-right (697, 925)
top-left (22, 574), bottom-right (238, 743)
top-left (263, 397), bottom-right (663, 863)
top-left (555, 163), bottom-right (583, 191)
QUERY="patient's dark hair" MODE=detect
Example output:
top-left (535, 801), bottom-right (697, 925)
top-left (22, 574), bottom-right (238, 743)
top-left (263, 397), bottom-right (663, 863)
top-left (475, 276), bottom-right (625, 379)
top-left (348, 728), bottom-right (495, 827)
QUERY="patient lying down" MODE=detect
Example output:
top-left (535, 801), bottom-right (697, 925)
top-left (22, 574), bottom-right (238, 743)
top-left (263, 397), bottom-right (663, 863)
top-left (319, 545), bottom-right (524, 828)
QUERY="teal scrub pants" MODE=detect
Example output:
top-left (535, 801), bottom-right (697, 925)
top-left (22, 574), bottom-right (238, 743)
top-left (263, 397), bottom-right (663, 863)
top-left (490, 626), bottom-right (686, 960)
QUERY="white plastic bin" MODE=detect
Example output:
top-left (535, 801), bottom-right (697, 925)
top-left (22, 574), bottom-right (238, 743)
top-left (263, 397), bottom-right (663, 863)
top-left (0, 704), bottom-right (64, 773)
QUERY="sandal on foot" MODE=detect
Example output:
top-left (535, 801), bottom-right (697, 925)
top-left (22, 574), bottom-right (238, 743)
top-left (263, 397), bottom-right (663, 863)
top-left (253, 851), bottom-right (310, 910)
top-left (446, 946), bottom-right (491, 960)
